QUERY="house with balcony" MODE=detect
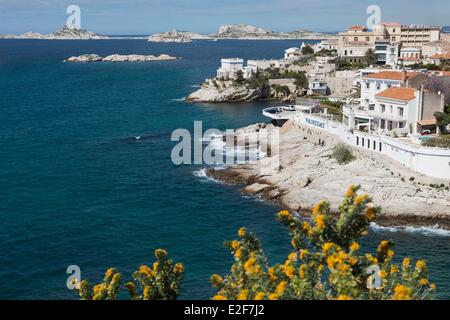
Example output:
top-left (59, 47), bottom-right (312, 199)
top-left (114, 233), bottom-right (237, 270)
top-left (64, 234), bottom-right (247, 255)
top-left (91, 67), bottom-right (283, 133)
top-left (360, 70), bottom-right (428, 110)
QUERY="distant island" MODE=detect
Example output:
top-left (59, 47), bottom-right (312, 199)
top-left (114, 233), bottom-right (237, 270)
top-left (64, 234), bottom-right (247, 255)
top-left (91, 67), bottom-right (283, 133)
top-left (64, 54), bottom-right (178, 62)
top-left (148, 24), bottom-right (334, 42)
top-left (0, 25), bottom-right (109, 40)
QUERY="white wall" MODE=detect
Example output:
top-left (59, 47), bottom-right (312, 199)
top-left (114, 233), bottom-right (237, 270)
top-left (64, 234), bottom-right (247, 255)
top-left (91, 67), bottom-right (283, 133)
top-left (294, 112), bottom-right (450, 179)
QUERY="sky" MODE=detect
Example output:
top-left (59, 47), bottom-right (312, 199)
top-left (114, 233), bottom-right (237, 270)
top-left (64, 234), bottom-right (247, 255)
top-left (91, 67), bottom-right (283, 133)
top-left (0, 0), bottom-right (449, 35)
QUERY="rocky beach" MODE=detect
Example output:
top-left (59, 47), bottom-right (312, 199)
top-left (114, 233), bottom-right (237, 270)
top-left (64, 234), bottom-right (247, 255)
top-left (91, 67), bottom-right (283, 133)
top-left (206, 121), bottom-right (450, 229)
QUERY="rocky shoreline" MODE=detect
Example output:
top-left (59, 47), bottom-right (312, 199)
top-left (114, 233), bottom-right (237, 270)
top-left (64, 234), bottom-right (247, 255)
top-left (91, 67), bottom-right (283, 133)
top-left (0, 26), bottom-right (109, 40)
top-left (64, 54), bottom-right (178, 63)
top-left (205, 121), bottom-right (450, 230)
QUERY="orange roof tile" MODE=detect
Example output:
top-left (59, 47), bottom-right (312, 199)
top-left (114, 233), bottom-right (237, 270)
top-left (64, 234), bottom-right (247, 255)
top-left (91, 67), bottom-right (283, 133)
top-left (364, 71), bottom-right (421, 81)
top-left (349, 25), bottom-right (367, 30)
top-left (430, 53), bottom-right (450, 59)
top-left (376, 87), bottom-right (417, 101)
top-left (382, 22), bottom-right (401, 27)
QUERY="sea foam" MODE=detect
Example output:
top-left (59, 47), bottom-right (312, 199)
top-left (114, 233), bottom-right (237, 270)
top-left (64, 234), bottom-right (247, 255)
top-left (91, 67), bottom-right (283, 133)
top-left (370, 222), bottom-right (450, 237)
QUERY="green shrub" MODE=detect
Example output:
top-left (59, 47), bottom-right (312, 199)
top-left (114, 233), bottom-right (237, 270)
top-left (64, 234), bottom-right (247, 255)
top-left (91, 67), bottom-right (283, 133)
top-left (332, 144), bottom-right (356, 164)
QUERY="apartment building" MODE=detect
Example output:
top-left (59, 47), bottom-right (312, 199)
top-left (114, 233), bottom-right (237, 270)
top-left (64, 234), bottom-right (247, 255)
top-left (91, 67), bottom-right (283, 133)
top-left (400, 25), bottom-right (441, 47)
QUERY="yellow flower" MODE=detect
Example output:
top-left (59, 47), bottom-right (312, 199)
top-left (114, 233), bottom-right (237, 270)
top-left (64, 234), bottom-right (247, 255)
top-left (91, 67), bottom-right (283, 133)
top-left (105, 268), bottom-right (115, 278)
top-left (210, 274), bottom-right (223, 287)
top-left (278, 210), bottom-right (290, 218)
top-left (238, 227), bottom-right (246, 237)
top-left (268, 267), bottom-right (276, 281)
top-left (288, 252), bottom-right (297, 261)
top-left (275, 281), bottom-right (286, 295)
top-left (291, 239), bottom-right (299, 250)
top-left (143, 286), bottom-right (151, 300)
top-left (419, 278), bottom-right (429, 286)
top-left (393, 284), bottom-right (412, 300)
top-left (299, 264), bottom-right (307, 279)
top-left (93, 284), bottom-right (104, 294)
top-left (415, 260), bottom-right (426, 270)
top-left (254, 292), bottom-right (265, 300)
top-left (365, 254), bottom-right (378, 264)
top-left (139, 265), bottom-right (153, 276)
top-left (237, 289), bottom-right (249, 300)
top-left (386, 250), bottom-right (394, 259)
top-left (299, 249), bottom-right (309, 260)
top-left (235, 249), bottom-right (243, 260)
top-left (337, 264), bottom-right (350, 276)
top-left (315, 214), bottom-right (326, 230)
top-left (349, 242), bottom-right (360, 252)
top-left (345, 185), bottom-right (357, 198)
top-left (377, 240), bottom-right (389, 253)
top-left (244, 257), bottom-right (256, 274)
top-left (380, 270), bottom-right (387, 279)
top-left (230, 240), bottom-right (240, 251)
top-left (322, 242), bottom-right (334, 254)
top-left (365, 207), bottom-right (377, 220)
top-left (354, 194), bottom-right (368, 205)
top-left (153, 262), bottom-right (159, 271)
top-left (93, 293), bottom-right (103, 300)
top-left (212, 295), bottom-right (228, 300)
top-left (317, 265), bottom-right (324, 273)
top-left (284, 264), bottom-right (295, 278)
top-left (268, 293), bottom-right (279, 300)
top-left (430, 283), bottom-right (436, 290)
top-left (174, 263), bottom-right (184, 274)
top-left (337, 295), bottom-right (352, 300)
top-left (402, 257), bottom-right (410, 268)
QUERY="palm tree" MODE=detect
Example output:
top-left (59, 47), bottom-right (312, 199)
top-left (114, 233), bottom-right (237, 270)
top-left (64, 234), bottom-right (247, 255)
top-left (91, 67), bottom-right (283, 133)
top-left (365, 49), bottom-right (377, 66)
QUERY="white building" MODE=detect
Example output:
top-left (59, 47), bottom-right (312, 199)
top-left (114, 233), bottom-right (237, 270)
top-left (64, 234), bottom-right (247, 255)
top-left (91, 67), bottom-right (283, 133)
top-left (399, 47), bottom-right (422, 66)
top-left (422, 41), bottom-right (444, 63)
top-left (312, 38), bottom-right (338, 53)
top-left (284, 47), bottom-right (301, 61)
top-left (338, 42), bottom-right (373, 63)
top-left (360, 70), bottom-right (428, 109)
top-left (247, 59), bottom-right (283, 71)
top-left (216, 58), bottom-right (244, 80)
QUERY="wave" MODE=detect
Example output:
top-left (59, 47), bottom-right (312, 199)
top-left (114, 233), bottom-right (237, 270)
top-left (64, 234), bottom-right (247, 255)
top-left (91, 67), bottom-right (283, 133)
top-left (192, 168), bottom-right (222, 183)
top-left (171, 97), bottom-right (186, 102)
top-left (370, 222), bottom-right (450, 237)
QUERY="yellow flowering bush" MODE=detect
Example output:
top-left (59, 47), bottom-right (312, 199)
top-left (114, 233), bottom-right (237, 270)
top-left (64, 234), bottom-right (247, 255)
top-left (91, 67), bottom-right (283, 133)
top-left (210, 185), bottom-right (436, 300)
top-left (75, 249), bottom-right (184, 300)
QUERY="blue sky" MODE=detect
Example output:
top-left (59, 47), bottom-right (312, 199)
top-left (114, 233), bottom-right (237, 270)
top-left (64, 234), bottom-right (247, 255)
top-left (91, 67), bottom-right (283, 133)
top-left (0, 0), bottom-right (449, 34)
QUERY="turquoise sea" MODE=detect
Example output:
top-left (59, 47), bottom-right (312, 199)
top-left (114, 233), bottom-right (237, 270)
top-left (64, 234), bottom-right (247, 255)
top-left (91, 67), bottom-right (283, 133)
top-left (0, 39), bottom-right (449, 299)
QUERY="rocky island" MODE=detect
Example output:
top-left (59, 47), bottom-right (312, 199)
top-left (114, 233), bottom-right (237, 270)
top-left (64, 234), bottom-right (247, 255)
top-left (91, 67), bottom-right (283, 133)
top-left (0, 26), bottom-right (109, 40)
top-left (64, 53), bottom-right (178, 62)
top-left (148, 29), bottom-right (210, 42)
top-left (206, 121), bottom-right (450, 229)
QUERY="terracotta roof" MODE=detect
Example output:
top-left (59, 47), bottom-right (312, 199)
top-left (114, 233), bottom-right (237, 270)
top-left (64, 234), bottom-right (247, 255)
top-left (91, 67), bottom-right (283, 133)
top-left (430, 53), bottom-right (450, 59)
top-left (364, 71), bottom-right (421, 81)
top-left (417, 119), bottom-right (437, 126)
top-left (376, 87), bottom-right (417, 101)
top-left (349, 25), bottom-right (367, 31)
top-left (382, 22), bottom-right (401, 27)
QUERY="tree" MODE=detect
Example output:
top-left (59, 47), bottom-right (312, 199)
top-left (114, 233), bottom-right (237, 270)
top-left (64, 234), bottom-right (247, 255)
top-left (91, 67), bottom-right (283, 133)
top-left (364, 49), bottom-right (377, 66)
top-left (301, 45), bottom-right (314, 55)
top-left (211, 186), bottom-right (436, 300)
top-left (235, 70), bottom-right (244, 83)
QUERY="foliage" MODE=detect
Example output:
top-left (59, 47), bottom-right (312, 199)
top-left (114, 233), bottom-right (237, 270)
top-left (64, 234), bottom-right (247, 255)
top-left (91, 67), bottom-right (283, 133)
top-left (236, 70), bottom-right (244, 83)
top-left (301, 45), bottom-right (315, 55)
top-left (422, 135), bottom-right (450, 148)
top-left (74, 249), bottom-right (184, 300)
top-left (408, 62), bottom-right (441, 71)
top-left (332, 144), bottom-right (356, 164)
top-left (336, 58), bottom-right (366, 71)
top-left (364, 49), bottom-right (377, 66)
top-left (272, 85), bottom-right (291, 95)
top-left (434, 111), bottom-right (450, 127)
top-left (210, 186), bottom-right (436, 300)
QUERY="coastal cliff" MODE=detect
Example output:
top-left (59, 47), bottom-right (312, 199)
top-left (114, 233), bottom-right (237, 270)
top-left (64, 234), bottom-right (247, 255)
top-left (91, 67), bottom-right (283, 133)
top-left (186, 79), bottom-right (270, 103)
top-left (206, 122), bottom-right (450, 229)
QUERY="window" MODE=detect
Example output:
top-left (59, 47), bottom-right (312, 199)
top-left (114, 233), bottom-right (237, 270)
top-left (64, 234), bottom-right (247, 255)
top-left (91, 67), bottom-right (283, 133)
top-left (366, 82), bottom-right (370, 89)
top-left (381, 104), bottom-right (386, 113)
top-left (390, 106), bottom-right (393, 114)
top-left (376, 83), bottom-right (381, 90)
top-left (367, 139), bottom-right (371, 149)
top-left (398, 107), bottom-right (404, 117)
top-left (354, 37), bottom-right (358, 41)
top-left (399, 122), bottom-right (405, 128)
top-left (379, 142), bottom-right (382, 152)
top-left (366, 37), bottom-right (370, 42)
top-left (356, 136), bottom-right (359, 145)
top-left (362, 138), bottom-right (365, 147)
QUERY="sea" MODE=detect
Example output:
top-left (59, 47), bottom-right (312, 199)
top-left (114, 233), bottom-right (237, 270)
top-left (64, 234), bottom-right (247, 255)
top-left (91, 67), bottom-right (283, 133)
top-left (0, 39), bottom-right (449, 299)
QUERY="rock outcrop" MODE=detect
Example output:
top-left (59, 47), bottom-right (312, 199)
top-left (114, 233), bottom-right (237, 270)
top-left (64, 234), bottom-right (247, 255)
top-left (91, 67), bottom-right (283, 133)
top-left (0, 26), bottom-right (109, 40)
top-left (216, 24), bottom-right (332, 40)
top-left (186, 79), bottom-right (269, 103)
top-left (148, 30), bottom-right (194, 43)
top-left (65, 53), bottom-right (178, 62)
top-left (206, 122), bottom-right (450, 229)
